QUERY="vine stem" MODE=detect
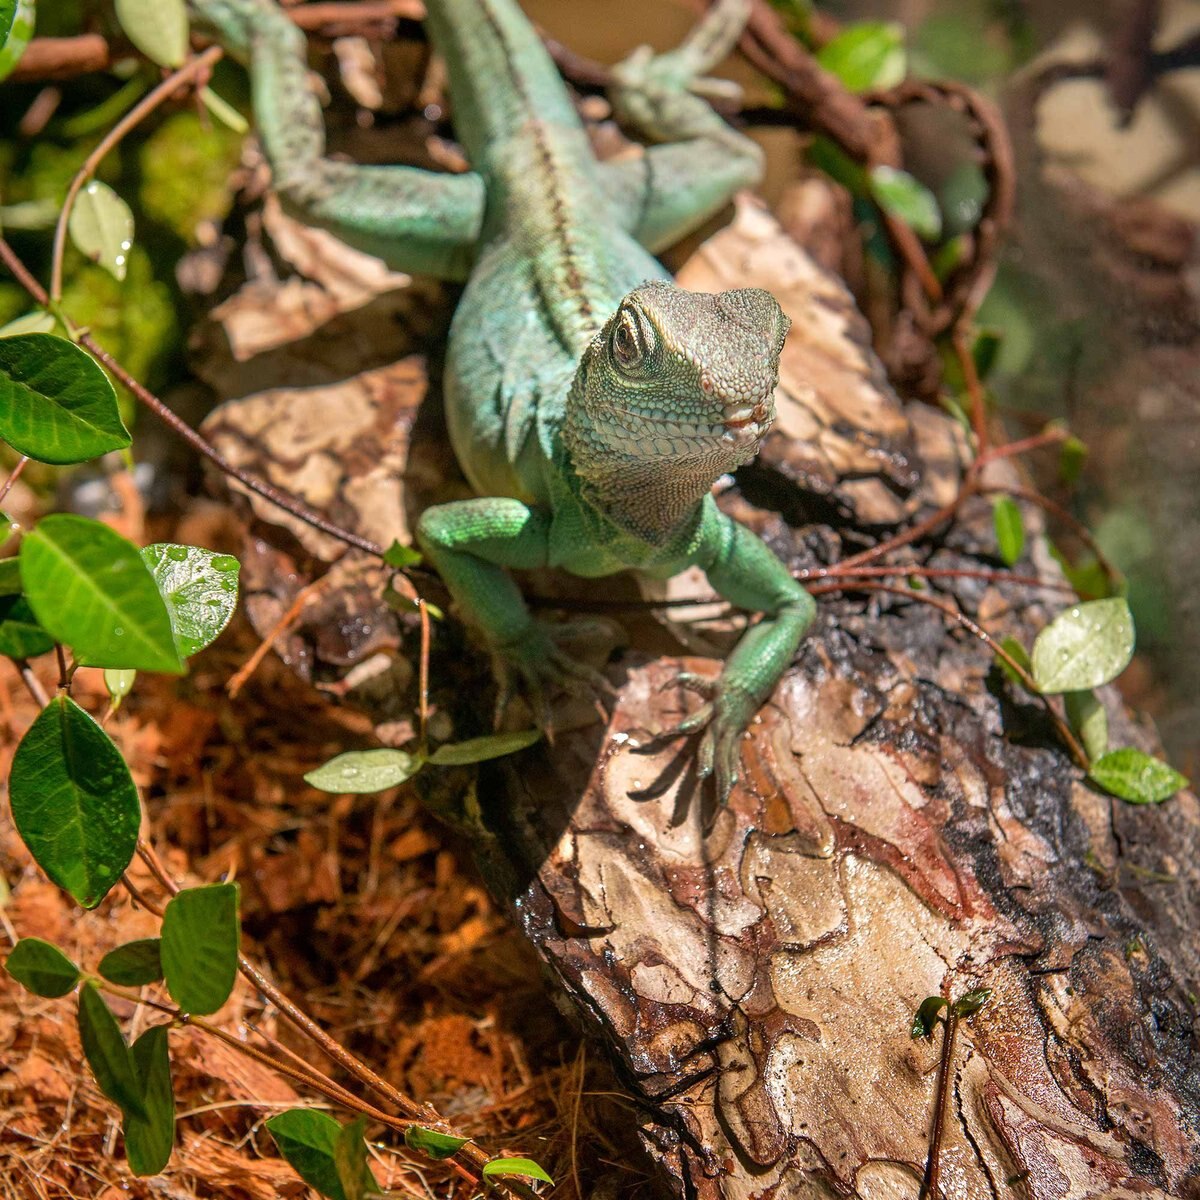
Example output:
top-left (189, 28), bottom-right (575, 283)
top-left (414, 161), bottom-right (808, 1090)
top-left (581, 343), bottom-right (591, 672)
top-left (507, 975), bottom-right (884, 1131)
top-left (918, 1008), bottom-right (959, 1200)
top-left (0, 455), bottom-right (29, 506)
top-left (49, 46), bottom-right (225, 304)
top-left (0, 235), bottom-right (383, 558)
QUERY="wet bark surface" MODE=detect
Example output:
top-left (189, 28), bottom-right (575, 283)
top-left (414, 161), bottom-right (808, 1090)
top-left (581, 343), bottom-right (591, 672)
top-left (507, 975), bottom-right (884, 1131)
top-left (196, 191), bottom-right (1200, 1199)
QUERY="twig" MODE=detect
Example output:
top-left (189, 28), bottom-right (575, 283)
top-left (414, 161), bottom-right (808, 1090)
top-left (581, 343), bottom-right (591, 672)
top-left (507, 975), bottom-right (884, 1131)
top-left (226, 579), bottom-right (323, 699)
top-left (918, 1007), bottom-right (958, 1200)
top-left (0, 455), bottom-right (30, 507)
top-left (14, 660), bottom-right (50, 708)
top-left (0, 236), bottom-right (383, 558)
top-left (49, 46), bottom-right (224, 304)
top-left (417, 598), bottom-right (431, 752)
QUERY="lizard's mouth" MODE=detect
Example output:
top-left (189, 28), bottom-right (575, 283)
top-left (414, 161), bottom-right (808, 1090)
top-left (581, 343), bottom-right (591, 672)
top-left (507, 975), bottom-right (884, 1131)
top-left (721, 397), bottom-right (774, 443)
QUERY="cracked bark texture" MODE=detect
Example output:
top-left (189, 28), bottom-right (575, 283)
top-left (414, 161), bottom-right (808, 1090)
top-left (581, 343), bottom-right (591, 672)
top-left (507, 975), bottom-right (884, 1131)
top-left (195, 194), bottom-right (1200, 1199)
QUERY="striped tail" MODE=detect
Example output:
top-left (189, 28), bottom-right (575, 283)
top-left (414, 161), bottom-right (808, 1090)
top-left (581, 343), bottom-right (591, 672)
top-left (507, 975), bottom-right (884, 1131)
top-left (422, 0), bottom-right (586, 163)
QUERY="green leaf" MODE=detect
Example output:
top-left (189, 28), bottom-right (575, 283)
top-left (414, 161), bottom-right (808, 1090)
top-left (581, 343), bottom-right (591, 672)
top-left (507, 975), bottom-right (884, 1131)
top-left (10, 696), bottom-right (140, 908)
top-left (1058, 435), bottom-right (1087, 487)
top-left (383, 539), bottom-right (422, 569)
top-left (816, 21), bottom-right (906, 92)
top-left (995, 636), bottom-right (1031, 688)
top-left (482, 1157), bottom-right (554, 1186)
top-left (68, 182), bottom-right (135, 283)
top-left (1088, 749), bottom-right (1188, 805)
top-left (0, 311), bottom-right (56, 337)
top-left (333, 1117), bottom-right (379, 1200)
top-left (427, 730), bottom-right (542, 767)
top-left (869, 166), bottom-right (942, 241)
top-left (105, 667), bottom-right (138, 706)
top-left (951, 988), bottom-right (992, 1019)
top-left (0, 591), bottom-right (54, 658)
top-left (267, 1109), bottom-right (356, 1200)
top-left (0, 559), bottom-right (18, 596)
top-left (125, 1024), bottom-right (175, 1175)
top-left (160, 883), bottom-right (239, 1015)
top-left (0, 333), bottom-right (130, 464)
top-left (992, 497), bottom-right (1024, 566)
top-left (20, 514), bottom-right (184, 673)
top-left (5, 937), bottom-right (81, 997)
top-left (1064, 690), bottom-right (1108, 761)
top-left (78, 982), bottom-right (145, 1119)
top-left (99, 938), bottom-right (163, 987)
top-left (304, 748), bottom-right (424, 794)
top-left (0, 0), bottom-right (35, 82)
top-left (1031, 598), bottom-right (1134, 694)
top-left (404, 1125), bottom-right (469, 1161)
top-left (911, 995), bottom-right (947, 1039)
top-left (1049, 544), bottom-right (1113, 601)
top-left (114, 0), bottom-right (189, 68)
top-left (141, 543), bottom-right (240, 658)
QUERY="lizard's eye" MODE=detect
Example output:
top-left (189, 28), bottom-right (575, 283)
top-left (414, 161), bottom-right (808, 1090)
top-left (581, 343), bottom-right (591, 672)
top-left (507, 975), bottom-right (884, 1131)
top-left (611, 312), bottom-right (646, 373)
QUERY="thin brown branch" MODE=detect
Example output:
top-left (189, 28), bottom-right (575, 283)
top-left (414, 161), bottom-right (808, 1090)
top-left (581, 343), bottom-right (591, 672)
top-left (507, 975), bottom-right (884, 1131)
top-left (0, 455), bottom-right (30, 507)
top-left (14, 661), bottom-right (50, 708)
top-left (918, 1008), bottom-right (959, 1200)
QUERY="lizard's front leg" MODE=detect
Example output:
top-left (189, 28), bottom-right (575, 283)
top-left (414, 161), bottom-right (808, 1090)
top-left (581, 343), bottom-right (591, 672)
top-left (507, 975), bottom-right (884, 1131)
top-left (417, 500), bottom-right (611, 727)
top-left (660, 506), bottom-right (815, 803)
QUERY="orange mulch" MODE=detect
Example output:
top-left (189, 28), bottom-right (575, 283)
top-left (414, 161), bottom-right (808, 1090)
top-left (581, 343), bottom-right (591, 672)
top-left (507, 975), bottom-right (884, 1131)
top-left (0, 498), bottom-right (647, 1200)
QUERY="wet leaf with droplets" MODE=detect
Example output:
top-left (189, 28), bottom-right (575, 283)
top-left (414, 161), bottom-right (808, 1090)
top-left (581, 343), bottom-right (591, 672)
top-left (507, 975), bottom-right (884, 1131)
top-left (1030, 598), bottom-right (1134, 694)
top-left (141, 543), bottom-right (239, 658)
top-left (304, 748), bottom-right (424, 794)
top-left (9, 695), bottom-right (140, 907)
top-left (68, 181), bottom-right (135, 282)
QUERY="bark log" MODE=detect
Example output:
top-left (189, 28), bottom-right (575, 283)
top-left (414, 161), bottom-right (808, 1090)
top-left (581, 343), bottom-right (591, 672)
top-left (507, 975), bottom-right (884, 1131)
top-left (195, 190), bottom-right (1200, 1199)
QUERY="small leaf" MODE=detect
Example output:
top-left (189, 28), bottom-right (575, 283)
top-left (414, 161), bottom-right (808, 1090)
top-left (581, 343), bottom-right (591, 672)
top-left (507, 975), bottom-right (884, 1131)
top-left (105, 668), bottom-right (138, 706)
top-left (268, 1109), bottom-right (356, 1200)
top-left (68, 182), bottom-right (135, 282)
top-left (21, 514), bottom-right (184, 674)
top-left (428, 729), bottom-right (542, 767)
top-left (0, 0), bottom-right (35, 83)
top-left (10, 696), bottom-right (140, 908)
top-left (5, 937), bottom-right (81, 997)
top-left (125, 1024), bottom-right (175, 1175)
top-left (333, 1117), bottom-right (379, 1200)
top-left (405, 1125), bottom-right (469, 1161)
top-left (1064, 690), bottom-right (1108, 762)
top-left (1059, 435), bottom-right (1088, 487)
top-left (383, 586), bottom-right (443, 621)
top-left (995, 636), bottom-right (1032, 688)
top-left (1088, 749), bottom-right (1188, 805)
top-left (951, 988), bottom-right (992, 1018)
top-left (304, 748), bottom-right (424, 794)
top-left (160, 883), bottom-right (239, 1015)
top-left (383, 539), bottom-right (422, 569)
top-left (78, 982), bottom-right (145, 1119)
top-left (99, 938), bottom-right (163, 987)
top-left (1031, 598), bottom-right (1134, 694)
top-left (816, 21), bottom-right (906, 91)
top-left (992, 497), bottom-right (1024, 566)
top-left (141, 543), bottom-right (240, 657)
top-left (115, 0), bottom-right (189, 68)
top-left (0, 333), bottom-right (130, 464)
top-left (970, 328), bottom-right (1002, 380)
top-left (911, 995), bottom-right (947, 1039)
top-left (0, 559), bottom-right (18, 596)
top-left (482, 1157), bottom-right (554, 1185)
top-left (1049, 544), bottom-right (1113, 601)
top-left (0, 311), bottom-right (56, 337)
top-left (0, 591), bottom-right (54, 659)
top-left (869, 166), bottom-right (942, 241)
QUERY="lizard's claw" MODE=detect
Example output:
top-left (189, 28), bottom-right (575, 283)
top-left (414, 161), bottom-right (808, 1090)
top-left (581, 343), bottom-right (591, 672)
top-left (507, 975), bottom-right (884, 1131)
top-left (644, 670), bottom-right (757, 805)
top-left (610, 0), bottom-right (750, 128)
top-left (491, 619), bottom-right (619, 735)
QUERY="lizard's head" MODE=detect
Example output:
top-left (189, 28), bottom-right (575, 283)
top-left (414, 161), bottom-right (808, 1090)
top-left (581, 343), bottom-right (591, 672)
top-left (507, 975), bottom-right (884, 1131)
top-left (568, 280), bottom-right (790, 480)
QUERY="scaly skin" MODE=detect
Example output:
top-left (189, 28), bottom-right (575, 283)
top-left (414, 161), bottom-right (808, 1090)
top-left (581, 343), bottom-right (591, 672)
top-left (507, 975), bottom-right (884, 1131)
top-left (188, 0), bottom-right (816, 801)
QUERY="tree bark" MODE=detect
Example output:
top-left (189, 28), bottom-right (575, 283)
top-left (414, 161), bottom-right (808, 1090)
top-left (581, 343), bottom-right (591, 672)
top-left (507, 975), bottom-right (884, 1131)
top-left (198, 192), bottom-right (1200, 1200)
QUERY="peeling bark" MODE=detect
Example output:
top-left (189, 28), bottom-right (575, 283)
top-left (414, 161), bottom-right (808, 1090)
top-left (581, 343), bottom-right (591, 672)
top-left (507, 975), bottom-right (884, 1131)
top-left (198, 196), bottom-right (1200, 1199)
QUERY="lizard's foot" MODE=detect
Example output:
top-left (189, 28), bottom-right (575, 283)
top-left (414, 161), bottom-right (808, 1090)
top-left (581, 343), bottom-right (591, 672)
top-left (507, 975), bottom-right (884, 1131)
top-left (491, 619), bottom-right (620, 735)
top-left (610, 0), bottom-right (750, 131)
top-left (640, 670), bottom-right (756, 805)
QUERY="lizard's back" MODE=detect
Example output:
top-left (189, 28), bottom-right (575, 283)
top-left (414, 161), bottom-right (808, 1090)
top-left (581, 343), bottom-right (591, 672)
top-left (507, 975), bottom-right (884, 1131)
top-left (424, 0), bottom-right (667, 504)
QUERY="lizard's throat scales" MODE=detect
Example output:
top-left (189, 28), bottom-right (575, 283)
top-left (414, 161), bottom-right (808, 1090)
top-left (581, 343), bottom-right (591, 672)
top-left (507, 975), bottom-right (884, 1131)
top-left (563, 379), bottom-right (734, 545)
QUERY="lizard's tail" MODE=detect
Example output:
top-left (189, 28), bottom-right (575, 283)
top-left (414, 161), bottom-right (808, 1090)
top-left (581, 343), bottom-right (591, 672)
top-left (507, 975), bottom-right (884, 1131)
top-left (422, 0), bottom-right (585, 163)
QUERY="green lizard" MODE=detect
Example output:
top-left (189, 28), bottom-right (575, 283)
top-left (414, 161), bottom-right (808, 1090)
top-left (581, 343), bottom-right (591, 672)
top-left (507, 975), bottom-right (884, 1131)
top-left (190, 0), bottom-right (816, 802)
